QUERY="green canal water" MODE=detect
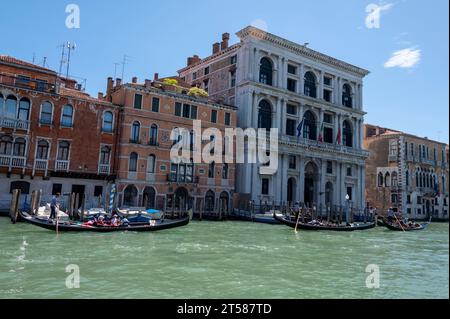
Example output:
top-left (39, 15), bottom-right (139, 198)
top-left (0, 218), bottom-right (448, 299)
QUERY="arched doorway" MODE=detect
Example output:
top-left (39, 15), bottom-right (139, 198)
top-left (219, 191), bottom-right (229, 214)
top-left (287, 177), bottom-right (296, 203)
top-left (304, 162), bottom-right (319, 207)
top-left (205, 190), bottom-right (215, 212)
top-left (143, 186), bottom-right (156, 209)
top-left (174, 187), bottom-right (189, 210)
top-left (123, 185), bottom-right (138, 207)
top-left (325, 182), bottom-right (333, 206)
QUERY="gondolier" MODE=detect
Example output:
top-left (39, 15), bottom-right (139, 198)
top-left (49, 193), bottom-right (60, 220)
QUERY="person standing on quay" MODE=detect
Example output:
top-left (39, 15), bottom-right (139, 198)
top-left (50, 193), bottom-right (60, 220)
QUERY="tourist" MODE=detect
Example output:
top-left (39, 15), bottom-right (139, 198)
top-left (121, 217), bottom-right (130, 227)
top-left (49, 193), bottom-right (60, 220)
top-left (293, 201), bottom-right (300, 218)
top-left (97, 215), bottom-right (105, 226)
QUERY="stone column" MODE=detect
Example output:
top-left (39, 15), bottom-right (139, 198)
top-left (281, 99), bottom-right (287, 135)
top-left (247, 91), bottom-right (254, 128)
top-left (359, 84), bottom-right (363, 111)
top-left (252, 92), bottom-right (259, 128)
top-left (320, 160), bottom-right (327, 210)
top-left (254, 49), bottom-right (260, 83)
top-left (278, 56), bottom-right (284, 89)
top-left (360, 163), bottom-right (366, 210)
top-left (337, 77), bottom-right (342, 106)
top-left (299, 64), bottom-right (304, 95)
top-left (359, 118), bottom-right (364, 149)
top-left (299, 156), bottom-right (305, 203)
top-left (354, 117), bottom-right (358, 149)
top-left (341, 162), bottom-right (346, 206)
top-left (281, 154), bottom-right (288, 203)
top-left (318, 109), bottom-right (324, 140)
top-left (276, 98), bottom-right (283, 134)
top-left (318, 70), bottom-right (324, 100)
top-left (335, 161), bottom-right (341, 207)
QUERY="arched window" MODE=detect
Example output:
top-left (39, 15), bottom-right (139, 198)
top-left (143, 187), bottom-right (156, 209)
top-left (420, 172), bottom-right (424, 188)
top-left (123, 185), bottom-right (138, 207)
top-left (442, 176), bottom-right (446, 193)
top-left (343, 120), bottom-right (353, 147)
top-left (100, 146), bottom-right (111, 165)
top-left (5, 96), bottom-right (17, 119)
top-left (208, 161), bottom-right (215, 178)
top-left (0, 135), bottom-right (13, 155)
top-left (342, 84), bottom-right (352, 107)
top-left (222, 163), bottom-right (229, 179)
top-left (147, 154), bottom-right (156, 173)
top-left (18, 98), bottom-right (30, 121)
top-left (405, 170), bottom-right (409, 186)
top-left (205, 190), bottom-right (215, 211)
top-left (129, 152), bottom-right (138, 172)
top-left (416, 172), bottom-right (419, 187)
top-left (258, 100), bottom-right (272, 130)
top-left (426, 173), bottom-right (430, 188)
top-left (303, 110), bottom-right (316, 140)
top-left (102, 111), bottom-right (113, 133)
top-left (13, 138), bottom-right (26, 157)
top-left (304, 72), bottom-right (317, 98)
top-left (61, 104), bottom-right (74, 127)
top-left (131, 121), bottom-right (140, 142)
top-left (40, 101), bottom-right (53, 125)
top-left (378, 172), bottom-right (384, 187)
top-left (385, 172), bottom-right (391, 187)
top-left (36, 140), bottom-right (49, 159)
top-left (57, 141), bottom-right (70, 161)
top-left (149, 124), bottom-right (158, 145)
top-left (392, 172), bottom-right (398, 187)
top-left (259, 57), bottom-right (273, 85)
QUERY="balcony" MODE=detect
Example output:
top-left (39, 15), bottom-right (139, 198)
top-left (388, 155), bottom-right (398, 162)
top-left (34, 159), bottom-right (48, 171)
top-left (55, 160), bottom-right (69, 171)
top-left (0, 155), bottom-right (26, 168)
top-left (0, 117), bottom-right (30, 131)
top-left (281, 135), bottom-right (369, 157)
top-left (98, 164), bottom-right (110, 175)
top-left (148, 140), bottom-right (159, 146)
top-left (167, 173), bottom-right (199, 184)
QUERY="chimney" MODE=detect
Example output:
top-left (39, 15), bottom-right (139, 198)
top-left (154, 73), bottom-right (159, 81)
top-left (145, 79), bottom-right (152, 88)
top-left (221, 33), bottom-right (230, 50)
top-left (193, 55), bottom-right (200, 63)
top-left (106, 77), bottom-right (114, 99)
top-left (212, 42), bottom-right (220, 54)
top-left (97, 92), bottom-right (103, 100)
top-left (76, 83), bottom-right (82, 91)
top-left (116, 78), bottom-right (122, 87)
top-left (132, 76), bottom-right (137, 84)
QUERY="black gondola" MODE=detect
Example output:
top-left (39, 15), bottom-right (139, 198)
top-left (273, 213), bottom-right (375, 231)
top-left (18, 211), bottom-right (190, 232)
top-left (383, 219), bottom-right (430, 231)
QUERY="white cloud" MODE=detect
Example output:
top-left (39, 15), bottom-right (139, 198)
top-left (384, 48), bottom-right (421, 68)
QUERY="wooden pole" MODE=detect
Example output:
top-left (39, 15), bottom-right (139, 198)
top-left (74, 193), bottom-right (80, 221)
top-left (10, 189), bottom-right (21, 223)
top-left (80, 193), bottom-right (86, 221)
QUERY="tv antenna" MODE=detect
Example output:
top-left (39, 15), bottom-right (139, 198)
top-left (113, 62), bottom-right (120, 79)
top-left (58, 41), bottom-right (76, 78)
top-left (120, 54), bottom-right (131, 81)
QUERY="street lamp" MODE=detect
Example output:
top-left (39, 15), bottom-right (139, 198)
top-left (345, 194), bottom-right (350, 223)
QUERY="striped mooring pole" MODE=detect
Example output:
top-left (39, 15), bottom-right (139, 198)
top-left (109, 183), bottom-right (116, 215)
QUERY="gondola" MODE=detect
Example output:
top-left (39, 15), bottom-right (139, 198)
top-left (273, 212), bottom-right (375, 231)
top-left (18, 211), bottom-right (190, 232)
top-left (383, 219), bottom-right (430, 231)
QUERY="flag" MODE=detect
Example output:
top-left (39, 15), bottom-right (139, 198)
top-left (336, 122), bottom-right (341, 145)
top-left (318, 122), bottom-right (324, 143)
top-left (297, 119), bottom-right (304, 138)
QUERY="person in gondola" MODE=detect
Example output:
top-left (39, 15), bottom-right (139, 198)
top-left (110, 214), bottom-right (120, 227)
top-left (49, 193), bottom-right (60, 220)
top-left (293, 201), bottom-right (300, 219)
top-left (121, 217), bottom-right (130, 227)
top-left (387, 207), bottom-right (395, 222)
top-left (96, 215), bottom-right (105, 226)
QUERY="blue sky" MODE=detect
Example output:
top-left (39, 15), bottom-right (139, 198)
top-left (1, 0), bottom-right (448, 143)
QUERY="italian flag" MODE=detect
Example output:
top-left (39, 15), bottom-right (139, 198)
top-left (318, 122), bottom-right (324, 143)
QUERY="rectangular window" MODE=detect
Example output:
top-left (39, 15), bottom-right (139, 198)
top-left (391, 194), bottom-right (398, 204)
top-left (407, 195), bottom-right (411, 204)
top-left (224, 112), bottom-right (231, 126)
top-left (287, 78), bottom-right (297, 92)
top-left (190, 105), bottom-right (197, 119)
top-left (134, 94), bottom-right (142, 109)
top-left (288, 155), bottom-right (296, 169)
top-left (411, 143), bottom-right (414, 156)
top-left (36, 79), bottom-right (48, 91)
top-left (151, 97), bottom-right (160, 112)
top-left (323, 90), bottom-right (332, 102)
top-left (211, 110), bottom-right (217, 123)
top-left (389, 140), bottom-right (398, 156)
top-left (261, 178), bottom-right (269, 195)
top-left (324, 127), bottom-right (333, 143)
top-left (16, 75), bottom-right (31, 88)
top-left (346, 187), bottom-right (352, 201)
top-left (407, 208), bottom-right (411, 215)
top-left (204, 66), bottom-right (209, 75)
top-left (286, 119), bottom-right (296, 136)
top-left (203, 79), bottom-right (209, 92)
top-left (287, 64), bottom-right (297, 75)
top-left (323, 114), bottom-right (332, 124)
top-left (175, 102), bottom-right (182, 116)
top-left (192, 72), bottom-right (197, 80)
top-left (286, 104), bottom-right (296, 115)
top-left (326, 161), bottom-right (333, 174)
top-left (417, 196), bottom-right (422, 204)
top-left (230, 71), bottom-right (236, 88)
top-left (347, 166), bottom-right (352, 176)
top-left (94, 186), bottom-right (103, 197)
top-left (183, 104), bottom-right (190, 118)
top-left (230, 55), bottom-right (237, 64)
top-left (52, 183), bottom-right (62, 195)
top-left (324, 77), bottom-right (332, 86)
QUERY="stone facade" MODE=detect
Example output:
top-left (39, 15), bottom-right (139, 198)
top-left (364, 124), bottom-right (449, 220)
top-left (179, 26), bottom-right (370, 213)
top-left (107, 76), bottom-right (237, 213)
top-left (0, 56), bottom-right (118, 211)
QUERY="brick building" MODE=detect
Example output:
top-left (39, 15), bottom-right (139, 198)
top-left (0, 55), bottom-right (118, 211)
top-left (179, 26), bottom-right (370, 214)
top-left (364, 124), bottom-right (449, 220)
top-left (106, 75), bottom-right (237, 213)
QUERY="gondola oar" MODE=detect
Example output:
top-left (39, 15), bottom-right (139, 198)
top-left (393, 213), bottom-right (405, 232)
top-left (294, 210), bottom-right (301, 233)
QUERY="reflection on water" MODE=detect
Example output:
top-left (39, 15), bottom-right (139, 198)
top-left (0, 218), bottom-right (448, 299)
